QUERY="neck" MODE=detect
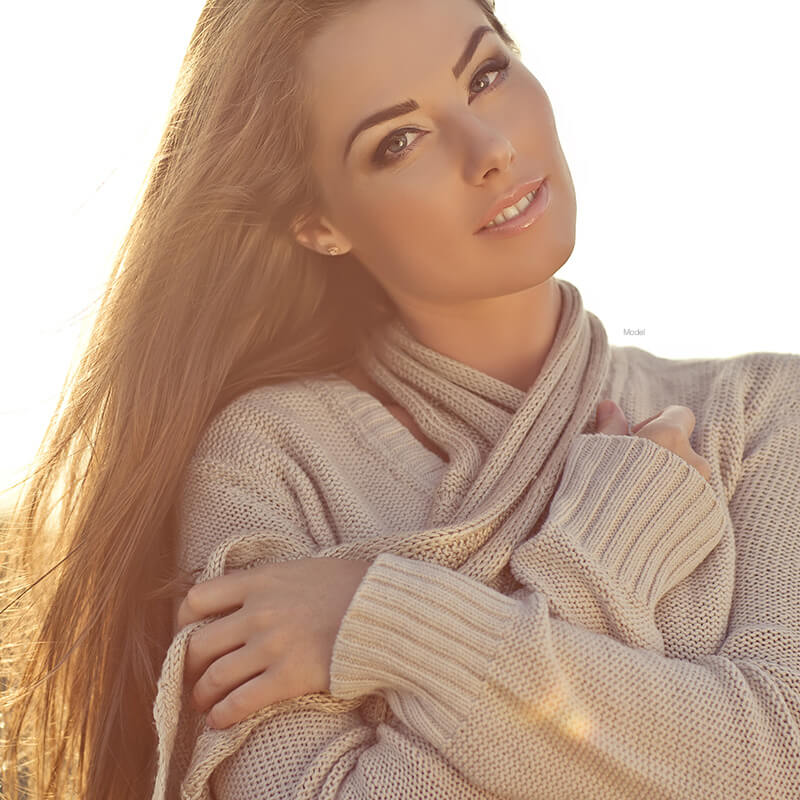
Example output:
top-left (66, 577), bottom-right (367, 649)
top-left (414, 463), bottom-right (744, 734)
top-left (393, 277), bottom-right (564, 393)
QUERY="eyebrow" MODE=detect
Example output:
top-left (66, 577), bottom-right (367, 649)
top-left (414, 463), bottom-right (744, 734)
top-left (342, 25), bottom-right (496, 164)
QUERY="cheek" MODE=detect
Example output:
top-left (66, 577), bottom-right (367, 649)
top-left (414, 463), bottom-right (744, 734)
top-left (357, 189), bottom-right (462, 247)
top-left (352, 201), bottom-right (471, 300)
top-left (505, 69), bottom-right (555, 133)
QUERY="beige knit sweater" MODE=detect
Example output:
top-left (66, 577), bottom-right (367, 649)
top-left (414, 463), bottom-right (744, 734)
top-left (151, 278), bottom-right (800, 799)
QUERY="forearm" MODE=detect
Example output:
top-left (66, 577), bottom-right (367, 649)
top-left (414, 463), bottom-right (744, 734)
top-left (331, 552), bottom-right (800, 800)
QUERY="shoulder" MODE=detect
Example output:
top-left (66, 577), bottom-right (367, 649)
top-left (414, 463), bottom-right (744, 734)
top-left (612, 344), bottom-right (731, 382)
top-left (194, 376), bottom-right (343, 465)
top-left (722, 352), bottom-right (800, 446)
top-left (723, 350), bottom-right (800, 400)
top-left (613, 345), bottom-right (799, 400)
top-left (608, 345), bottom-right (738, 422)
top-left (610, 347), bottom-right (799, 468)
top-left (177, 380), bottom-right (338, 576)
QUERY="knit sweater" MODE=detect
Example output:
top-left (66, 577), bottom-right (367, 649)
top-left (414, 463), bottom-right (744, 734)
top-left (151, 278), bottom-right (800, 800)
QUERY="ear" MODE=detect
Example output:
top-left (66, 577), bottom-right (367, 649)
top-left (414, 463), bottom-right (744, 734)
top-left (291, 211), bottom-right (352, 258)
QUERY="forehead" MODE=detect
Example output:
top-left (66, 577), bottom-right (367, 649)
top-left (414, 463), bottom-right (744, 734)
top-left (300, 0), bottom-right (491, 164)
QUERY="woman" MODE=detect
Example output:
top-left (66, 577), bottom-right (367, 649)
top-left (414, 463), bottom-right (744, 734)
top-left (1, 0), bottom-right (798, 798)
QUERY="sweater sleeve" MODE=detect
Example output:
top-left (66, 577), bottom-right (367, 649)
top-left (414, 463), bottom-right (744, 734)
top-left (508, 431), bottom-right (731, 652)
top-left (165, 407), bottom-right (520, 799)
top-left (329, 361), bottom-right (800, 799)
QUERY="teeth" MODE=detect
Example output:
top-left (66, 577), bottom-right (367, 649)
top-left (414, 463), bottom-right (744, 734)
top-left (486, 189), bottom-right (537, 228)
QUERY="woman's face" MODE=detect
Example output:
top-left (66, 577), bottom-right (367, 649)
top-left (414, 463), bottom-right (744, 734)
top-left (295, 0), bottom-right (577, 321)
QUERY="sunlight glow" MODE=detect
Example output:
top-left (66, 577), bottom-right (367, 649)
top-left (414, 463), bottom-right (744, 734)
top-left (2, 1), bottom-right (798, 508)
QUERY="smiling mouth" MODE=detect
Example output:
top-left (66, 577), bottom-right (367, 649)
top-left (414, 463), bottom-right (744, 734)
top-left (483, 188), bottom-right (539, 229)
top-left (477, 178), bottom-right (550, 235)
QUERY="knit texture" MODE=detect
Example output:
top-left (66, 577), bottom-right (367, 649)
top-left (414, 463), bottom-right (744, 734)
top-left (150, 278), bottom-right (800, 799)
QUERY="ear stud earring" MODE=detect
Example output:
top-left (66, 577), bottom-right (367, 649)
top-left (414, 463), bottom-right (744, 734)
top-left (327, 246), bottom-right (340, 256)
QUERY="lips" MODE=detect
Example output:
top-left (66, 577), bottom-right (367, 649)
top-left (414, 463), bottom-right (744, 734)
top-left (476, 177), bottom-right (547, 232)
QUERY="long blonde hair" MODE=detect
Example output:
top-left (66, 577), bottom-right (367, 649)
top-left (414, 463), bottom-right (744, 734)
top-left (0, 1), bottom-right (520, 797)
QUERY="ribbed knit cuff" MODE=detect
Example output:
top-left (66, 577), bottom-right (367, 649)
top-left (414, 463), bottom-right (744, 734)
top-left (534, 432), bottom-right (729, 609)
top-left (329, 552), bottom-right (520, 746)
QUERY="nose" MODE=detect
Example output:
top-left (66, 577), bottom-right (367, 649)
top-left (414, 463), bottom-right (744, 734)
top-left (461, 118), bottom-right (517, 183)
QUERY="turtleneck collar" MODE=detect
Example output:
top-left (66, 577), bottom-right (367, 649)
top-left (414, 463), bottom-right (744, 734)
top-left (354, 278), bottom-right (611, 527)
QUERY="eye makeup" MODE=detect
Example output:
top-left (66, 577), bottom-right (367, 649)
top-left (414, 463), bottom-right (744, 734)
top-left (371, 52), bottom-right (513, 168)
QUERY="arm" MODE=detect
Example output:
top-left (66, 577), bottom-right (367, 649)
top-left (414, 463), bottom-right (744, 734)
top-left (210, 700), bottom-right (511, 800)
top-left (508, 431), bottom-right (731, 652)
top-left (154, 409), bottom-right (515, 800)
top-left (329, 362), bottom-right (800, 799)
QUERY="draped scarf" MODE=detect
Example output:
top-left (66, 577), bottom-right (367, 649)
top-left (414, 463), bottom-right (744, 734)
top-left (151, 277), bottom-right (613, 800)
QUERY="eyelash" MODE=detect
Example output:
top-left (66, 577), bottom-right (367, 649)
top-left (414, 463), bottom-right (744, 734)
top-left (372, 53), bottom-right (512, 168)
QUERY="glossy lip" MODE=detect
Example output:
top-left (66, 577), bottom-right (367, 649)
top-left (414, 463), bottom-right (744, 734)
top-left (475, 176), bottom-right (546, 233)
top-left (476, 178), bottom-right (550, 236)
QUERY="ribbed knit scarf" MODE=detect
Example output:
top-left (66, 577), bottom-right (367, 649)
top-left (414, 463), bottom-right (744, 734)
top-left (151, 277), bottom-right (612, 800)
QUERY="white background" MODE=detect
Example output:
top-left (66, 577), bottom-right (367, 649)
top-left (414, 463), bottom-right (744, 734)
top-left (1, 0), bottom-right (798, 508)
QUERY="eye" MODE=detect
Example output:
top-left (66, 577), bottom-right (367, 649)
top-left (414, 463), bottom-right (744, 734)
top-left (468, 55), bottom-right (511, 95)
top-left (372, 53), bottom-right (513, 168)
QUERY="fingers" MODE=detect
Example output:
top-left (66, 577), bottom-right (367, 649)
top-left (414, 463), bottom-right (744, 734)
top-left (176, 571), bottom-right (248, 631)
top-left (630, 405), bottom-right (710, 482)
top-left (656, 404), bottom-right (697, 436)
top-left (630, 410), bottom-right (662, 434)
top-left (633, 406), bottom-right (696, 457)
top-left (598, 402), bottom-right (711, 484)
top-left (184, 609), bottom-right (248, 686)
top-left (205, 671), bottom-right (264, 729)
top-left (689, 455), bottom-right (712, 482)
top-left (631, 405), bottom-right (696, 438)
top-left (595, 400), bottom-right (629, 435)
top-left (192, 640), bottom-right (271, 717)
top-left (201, 658), bottom-right (311, 729)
